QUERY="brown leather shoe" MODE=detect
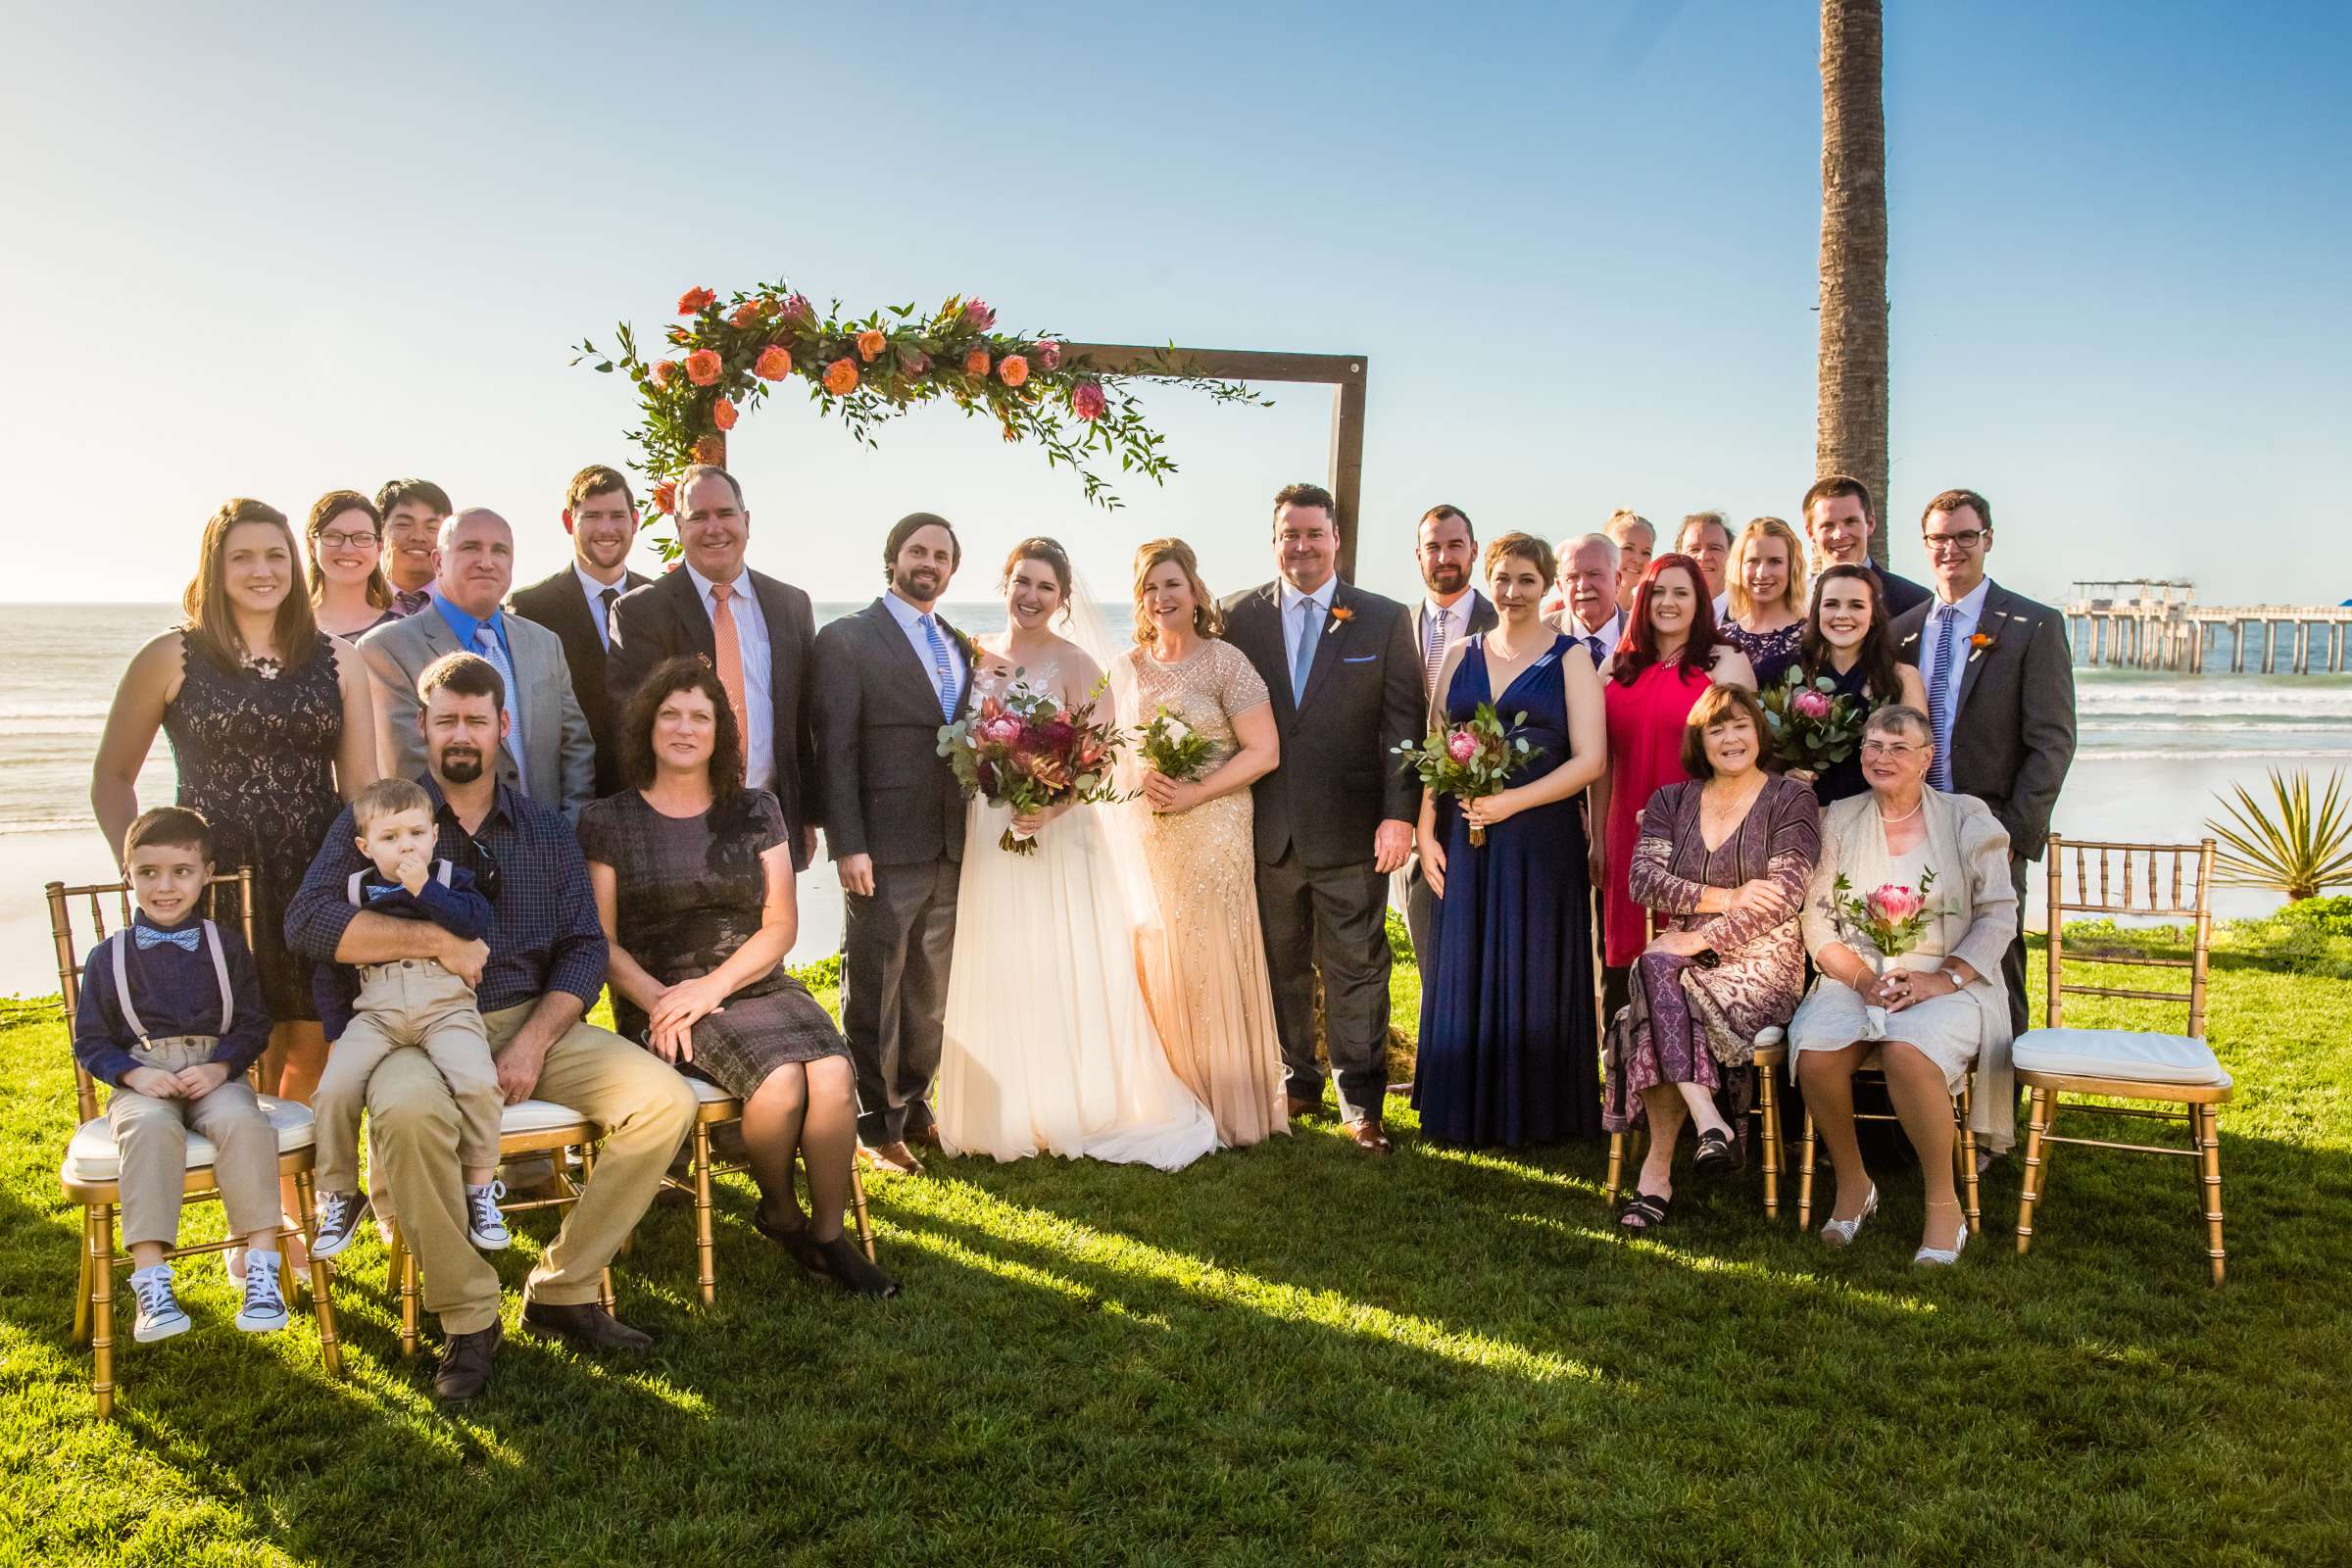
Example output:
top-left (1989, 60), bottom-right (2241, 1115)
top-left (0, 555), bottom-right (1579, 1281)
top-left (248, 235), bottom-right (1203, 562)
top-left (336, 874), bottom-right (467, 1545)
top-left (909, 1124), bottom-right (944, 1150)
top-left (1287, 1095), bottom-right (1323, 1120)
top-left (520, 1299), bottom-right (655, 1355)
top-left (1346, 1119), bottom-right (1393, 1155)
top-left (859, 1141), bottom-right (925, 1176)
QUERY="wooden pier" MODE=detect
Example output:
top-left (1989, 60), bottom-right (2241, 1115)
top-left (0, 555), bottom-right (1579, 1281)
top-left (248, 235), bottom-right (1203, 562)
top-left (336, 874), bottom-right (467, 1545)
top-left (2067, 579), bottom-right (2352, 675)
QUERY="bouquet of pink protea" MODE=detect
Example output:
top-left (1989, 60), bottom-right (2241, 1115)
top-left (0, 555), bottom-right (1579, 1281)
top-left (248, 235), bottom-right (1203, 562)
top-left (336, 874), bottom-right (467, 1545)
top-left (1393, 700), bottom-right (1543, 847)
top-left (1759, 666), bottom-right (1870, 778)
top-left (1831, 868), bottom-right (1938, 962)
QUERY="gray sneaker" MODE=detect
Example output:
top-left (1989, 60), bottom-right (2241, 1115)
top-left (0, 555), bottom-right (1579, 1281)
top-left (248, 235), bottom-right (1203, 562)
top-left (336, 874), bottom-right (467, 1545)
top-left (312, 1190), bottom-right (369, 1258)
top-left (235, 1251), bottom-right (288, 1334)
top-left (466, 1181), bottom-right (511, 1250)
top-left (129, 1265), bottom-right (192, 1343)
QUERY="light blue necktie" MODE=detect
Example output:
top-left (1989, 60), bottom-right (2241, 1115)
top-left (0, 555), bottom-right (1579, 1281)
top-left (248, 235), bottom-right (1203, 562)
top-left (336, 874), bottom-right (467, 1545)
top-left (135, 925), bottom-right (200, 953)
top-left (1292, 597), bottom-right (1320, 704)
top-left (920, 614), bottom-right (957, 720)
top-left (1925, 604), bottom-right (1958, 790)
top-left (472, 622), bottom-right (524, 762)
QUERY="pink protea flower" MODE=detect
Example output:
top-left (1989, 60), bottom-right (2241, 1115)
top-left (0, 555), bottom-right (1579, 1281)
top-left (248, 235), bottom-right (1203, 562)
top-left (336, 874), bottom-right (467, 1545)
top-left (1446, 730), bottom-right (1479, 763)
top-left (1867, 884), bottom-right (1926, 924)
top-left (1033, 339), bottom-right (1063, 370)
top-left (779, 292), bottom-right (815, 323)
top-left (962, 298), bottom-right (997, 330)
top-left (980, 714), bottom-right (1023, 746)
top-left (1071, 380), bottom-right (1108, 421)
top-left (1791, 688), bottom-right (1832, 720)
top-left (902, 349), bottom-right (931, 375)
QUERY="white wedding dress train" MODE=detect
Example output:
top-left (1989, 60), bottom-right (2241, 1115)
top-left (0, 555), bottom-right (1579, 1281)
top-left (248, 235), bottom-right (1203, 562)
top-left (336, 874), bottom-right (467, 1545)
top-left (936, 761), bottom-right (1219, 1170)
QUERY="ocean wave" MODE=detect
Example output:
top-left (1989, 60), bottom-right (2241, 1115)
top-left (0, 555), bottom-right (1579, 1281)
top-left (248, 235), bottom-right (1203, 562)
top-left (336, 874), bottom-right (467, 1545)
top-left (2078, 748), bottom-right (2352, 762)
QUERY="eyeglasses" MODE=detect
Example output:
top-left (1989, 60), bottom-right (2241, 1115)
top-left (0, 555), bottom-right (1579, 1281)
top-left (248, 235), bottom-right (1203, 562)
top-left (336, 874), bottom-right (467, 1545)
top-left (316, 530), bottom-right (379, 551)
top-left (1921, 529), bottom-right (1987, 553)
top-left (1860, 739), bottom-right (1927, 759)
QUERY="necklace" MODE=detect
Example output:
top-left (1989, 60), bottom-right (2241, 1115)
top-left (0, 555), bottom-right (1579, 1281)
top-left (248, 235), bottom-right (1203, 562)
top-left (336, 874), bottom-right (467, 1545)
top-left (239, 651), bottom-right (283, 681)
top-left (1876, 796), bottom-right (1924, 825)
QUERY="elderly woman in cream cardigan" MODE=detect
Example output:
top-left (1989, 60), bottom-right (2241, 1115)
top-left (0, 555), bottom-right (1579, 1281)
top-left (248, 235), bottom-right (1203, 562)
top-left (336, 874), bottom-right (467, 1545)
top-left (1788, 705), bottom-right (2017, 1266)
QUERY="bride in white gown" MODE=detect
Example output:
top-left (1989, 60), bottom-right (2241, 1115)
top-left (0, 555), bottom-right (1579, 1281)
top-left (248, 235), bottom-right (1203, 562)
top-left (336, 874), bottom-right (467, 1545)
top-left (935, 537), bottom-right (1219, 1169)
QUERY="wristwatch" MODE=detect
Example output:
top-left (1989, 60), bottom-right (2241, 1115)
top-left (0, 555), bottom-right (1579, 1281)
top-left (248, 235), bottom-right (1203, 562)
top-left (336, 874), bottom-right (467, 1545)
top-left (1937, 960), bottom-right (1967, 987)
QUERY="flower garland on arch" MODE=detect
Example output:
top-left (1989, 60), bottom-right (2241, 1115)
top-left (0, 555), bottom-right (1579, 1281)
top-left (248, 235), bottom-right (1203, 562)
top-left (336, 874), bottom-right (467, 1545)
top-left (573, 281), bottom-right (1268, 551)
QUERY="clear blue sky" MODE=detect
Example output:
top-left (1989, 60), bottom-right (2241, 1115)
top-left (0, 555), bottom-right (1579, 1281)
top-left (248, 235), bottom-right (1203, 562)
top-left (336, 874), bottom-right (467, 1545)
top-left (4, 0), bottom-right (2345, 611)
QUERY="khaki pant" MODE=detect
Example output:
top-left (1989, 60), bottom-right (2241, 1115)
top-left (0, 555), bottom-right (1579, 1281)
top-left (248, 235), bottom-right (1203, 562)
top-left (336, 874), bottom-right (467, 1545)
top-left (106, 1036), bottom-right (278, 1250)
top-left (365, 1001), bottom-right (696, 1336)
top-left (313, 959), bottom-right (498, 1194)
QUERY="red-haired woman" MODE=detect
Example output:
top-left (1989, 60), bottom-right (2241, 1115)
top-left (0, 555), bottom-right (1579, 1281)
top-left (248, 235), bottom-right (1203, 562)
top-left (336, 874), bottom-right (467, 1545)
top-left (1590, 553), bottom-right (1755, 1016)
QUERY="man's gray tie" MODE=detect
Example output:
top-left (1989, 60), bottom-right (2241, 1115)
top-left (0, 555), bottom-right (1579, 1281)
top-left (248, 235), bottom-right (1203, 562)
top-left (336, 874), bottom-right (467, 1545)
top-left (1292, 599), bottom-right (1320, 705)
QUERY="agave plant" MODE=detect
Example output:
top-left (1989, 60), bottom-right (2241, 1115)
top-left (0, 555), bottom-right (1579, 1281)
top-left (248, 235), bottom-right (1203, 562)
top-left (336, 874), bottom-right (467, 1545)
top-left (2205, 769), bottom-right (2352, 902)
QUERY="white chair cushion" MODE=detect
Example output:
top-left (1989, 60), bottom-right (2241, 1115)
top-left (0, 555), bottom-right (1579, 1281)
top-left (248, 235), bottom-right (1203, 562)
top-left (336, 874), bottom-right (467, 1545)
top-left (62, 1094), bottom-right (316, 1186)
top-left (2013, 1027), bottom-right (2230, 1087)
top-left (501, 1098), bottom-right (594, 1136)
top-left (684, 1076), bottom-right (739, 1105)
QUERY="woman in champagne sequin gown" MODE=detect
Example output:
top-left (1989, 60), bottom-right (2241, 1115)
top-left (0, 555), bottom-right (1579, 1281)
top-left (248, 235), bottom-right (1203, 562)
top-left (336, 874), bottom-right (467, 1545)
top-left (1119, 540), bottom-right (1289, 1147)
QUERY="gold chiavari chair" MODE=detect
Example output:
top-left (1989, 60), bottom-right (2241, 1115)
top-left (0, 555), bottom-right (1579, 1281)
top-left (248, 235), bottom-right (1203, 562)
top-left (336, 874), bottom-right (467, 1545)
top-left (2013, 836), bottom-right (2230, 1284)
top-left (47, 872), bottom-right (342, 1417)
top-left (667, 1079), bottom-right (876, 1305)
top-left (1601, 908), bottom-right (1794, 1220)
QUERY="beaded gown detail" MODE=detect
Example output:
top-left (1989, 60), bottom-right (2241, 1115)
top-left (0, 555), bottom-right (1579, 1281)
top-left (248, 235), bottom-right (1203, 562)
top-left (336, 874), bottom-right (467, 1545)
top-left (1119, 640), bottom-right (1289, 1147)
top-left (1723, 619), bottom-right (1804, 689)
top-left (163, 633), bottom-right (344, 1022)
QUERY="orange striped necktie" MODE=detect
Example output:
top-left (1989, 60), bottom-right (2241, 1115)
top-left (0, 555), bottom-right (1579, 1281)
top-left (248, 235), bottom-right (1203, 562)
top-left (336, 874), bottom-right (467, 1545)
top-left (709, 581), bottom-right (750, 745)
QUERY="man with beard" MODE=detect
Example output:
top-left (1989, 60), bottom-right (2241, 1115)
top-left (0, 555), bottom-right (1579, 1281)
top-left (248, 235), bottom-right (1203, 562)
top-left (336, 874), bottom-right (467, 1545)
top-left (811, 514), bottom-right (969, 1174)
top-left (607, 465), bottom-right (820, 864)
top-left (358, 508), bottom-right (595, 818)
top-left (285, 652), bottom-right (696, 1402)
top-left (374, 477), bottom-right (451, 619)
top-left (1397, 504), bottom-right (1494, 977)
top-left (510, 465), bottom-right (652, 797)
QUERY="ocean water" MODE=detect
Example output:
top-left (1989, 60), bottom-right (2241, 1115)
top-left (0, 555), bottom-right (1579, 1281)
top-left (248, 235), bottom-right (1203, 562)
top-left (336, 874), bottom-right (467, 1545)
top-left (5, 603), bottom-right (2348, 993)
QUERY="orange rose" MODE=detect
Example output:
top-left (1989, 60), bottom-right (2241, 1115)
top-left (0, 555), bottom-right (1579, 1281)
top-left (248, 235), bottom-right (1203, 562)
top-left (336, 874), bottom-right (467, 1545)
top-left (729, 299), bottom-right (765, 328)
top-left (997, 354), bottom-right (1029, 388)
top-left (713, 397), bottom-right (739, 431)
top-left (684, 348), bottom-right (722, 386)
top-left (963, 349), bottom-right (991, 377)
top-left (652, 479), bottom-right (677, 514)
top-left (753, 344), bottom-right (793, 380)
top-left (651, 360), bottom-right (678, 389)
top-left (856, 327), bottom-right (887, 363)
top-left (823, 357), bottom-right (859, 396)
top-left (693, 435), bottom-right (726, 465)
top-left (677, 286), bottom-right (716, 315)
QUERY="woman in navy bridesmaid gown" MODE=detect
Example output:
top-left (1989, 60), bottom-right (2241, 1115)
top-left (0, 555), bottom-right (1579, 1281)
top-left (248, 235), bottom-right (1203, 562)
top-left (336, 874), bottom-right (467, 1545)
top-left (1413, 533), bottom-right (1610, 1148)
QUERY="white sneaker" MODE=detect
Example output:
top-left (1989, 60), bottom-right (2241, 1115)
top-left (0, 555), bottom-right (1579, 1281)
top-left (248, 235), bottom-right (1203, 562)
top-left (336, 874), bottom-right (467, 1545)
top-left (129, 1265), bottom-right (191, 1343)
top-left (466, 1181), bottom-right (511, 1250)
top-left (235, 1251), bottom-right (288, 1333)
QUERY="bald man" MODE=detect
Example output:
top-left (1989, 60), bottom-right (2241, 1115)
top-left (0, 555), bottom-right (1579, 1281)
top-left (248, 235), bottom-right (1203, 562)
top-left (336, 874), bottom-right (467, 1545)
top-left (357, 508), bottom-right (595, 818)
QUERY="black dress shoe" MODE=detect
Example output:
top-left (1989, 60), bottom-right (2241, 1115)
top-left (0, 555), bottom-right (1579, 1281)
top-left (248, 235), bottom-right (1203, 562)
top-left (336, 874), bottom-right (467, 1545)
top-left (753, 1203), bottom-right (819, 1268)
top-left (809, 1234), bottom-right (902, 1298)
top-left (434, 1319), bottom-right (502, 1403)
top-left (521, 1298), bottom-right (655, 1355)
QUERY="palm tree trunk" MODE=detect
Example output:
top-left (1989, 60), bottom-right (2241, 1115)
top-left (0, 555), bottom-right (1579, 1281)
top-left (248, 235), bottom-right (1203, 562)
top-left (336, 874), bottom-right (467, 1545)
top-left (1817, 0), bottom-right (1888, 566)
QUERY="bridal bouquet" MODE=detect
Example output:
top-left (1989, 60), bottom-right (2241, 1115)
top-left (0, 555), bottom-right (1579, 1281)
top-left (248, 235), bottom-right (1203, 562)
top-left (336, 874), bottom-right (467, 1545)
top-left (1758, 666), bottom-right (1870, 779)
top-left (937, 676), bottom-right (1130, 855)
top-left (1393, 701), bottom-right (1543, 847)
top-left (1139, 707), bottom-right (1214, 781)
top-left (1831, 868), bottom-right (1938, 968)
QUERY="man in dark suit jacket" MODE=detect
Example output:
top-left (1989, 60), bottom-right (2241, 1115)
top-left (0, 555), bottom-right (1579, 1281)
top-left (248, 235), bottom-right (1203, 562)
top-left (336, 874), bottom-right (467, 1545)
top-left (1221, 483), bottom-right (1423, 1152)
top-left (606, 466), bottom-right (820, 868)
top-left (811, 513), bottom-right (969, 1172)
top-left (1895, 487), bottom-right (2077, 1037)
top-left (508, 465), bottom-right (651, 799)
top-left (1398, 505), bottom-right (1498, 979)
top-left (1802, 473), bottom-right (1931, 617)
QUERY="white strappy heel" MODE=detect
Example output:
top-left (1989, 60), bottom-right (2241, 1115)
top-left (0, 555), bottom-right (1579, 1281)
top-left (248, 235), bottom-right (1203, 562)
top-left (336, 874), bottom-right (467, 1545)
top-left (1819, 1184), bottom-right (1878, 1248)
top-left (1914, 1207), bottom-right (1970, 1267)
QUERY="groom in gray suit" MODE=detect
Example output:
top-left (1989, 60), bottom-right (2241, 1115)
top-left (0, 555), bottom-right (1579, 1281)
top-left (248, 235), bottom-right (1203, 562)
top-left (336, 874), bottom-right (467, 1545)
top-left (358, 508), bottom-right (595, 820)
top-left (1222, 483), bottom-right (1424, 1152)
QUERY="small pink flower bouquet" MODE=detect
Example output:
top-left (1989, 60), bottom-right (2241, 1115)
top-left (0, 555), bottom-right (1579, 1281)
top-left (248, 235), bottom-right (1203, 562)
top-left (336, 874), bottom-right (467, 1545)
top-left (1759, 667), bottom-right (1869, 778)
top-left (937, 678), bottom-right (1129, 855)
top-left (1831, 868), bottom-right (1938, 964)
top-left (1394, 700), bottom-right (1543, 847)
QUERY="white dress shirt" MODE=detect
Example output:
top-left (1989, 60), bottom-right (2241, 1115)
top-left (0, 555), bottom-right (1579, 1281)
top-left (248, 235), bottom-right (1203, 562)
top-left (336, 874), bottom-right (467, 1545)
top-left (686, 563), bottom-right (775, 790)
top-left (1419, 592), bottom-right (1476, 697)
top-left (1279, 576), bottom-right (1337, 691)
top-left (882, 590), bottom-right (968, 716)
top-left (1711, 590), bottom-right (1731, 622)
top-left (1923, 576), bottom-right (1993, 718)
top-left (573, 562), bottom-right (627, 651)
top-left (1568, 609), bottom-right (1624, 663)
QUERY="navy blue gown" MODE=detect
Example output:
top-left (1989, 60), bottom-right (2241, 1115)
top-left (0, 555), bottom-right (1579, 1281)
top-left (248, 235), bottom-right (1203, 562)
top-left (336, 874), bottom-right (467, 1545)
top-left (1412, 634), bottom-right (1601, 1146)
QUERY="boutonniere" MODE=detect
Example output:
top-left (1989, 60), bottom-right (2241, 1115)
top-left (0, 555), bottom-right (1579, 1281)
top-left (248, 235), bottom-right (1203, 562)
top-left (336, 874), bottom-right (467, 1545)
top-left (1967, 631), bottom-right (1996, 664)
top-left (1324, 604), bottom-right (1355, 635)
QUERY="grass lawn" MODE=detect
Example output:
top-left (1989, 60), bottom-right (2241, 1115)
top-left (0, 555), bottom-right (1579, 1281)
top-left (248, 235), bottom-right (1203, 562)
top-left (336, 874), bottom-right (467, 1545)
top-left (3, 906), bottom-right (2350, 1566)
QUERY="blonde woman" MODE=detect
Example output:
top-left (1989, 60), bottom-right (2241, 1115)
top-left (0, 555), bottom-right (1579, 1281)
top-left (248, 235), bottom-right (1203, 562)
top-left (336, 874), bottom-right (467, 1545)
top-left (1722, 515), bottom-right (1808, 687)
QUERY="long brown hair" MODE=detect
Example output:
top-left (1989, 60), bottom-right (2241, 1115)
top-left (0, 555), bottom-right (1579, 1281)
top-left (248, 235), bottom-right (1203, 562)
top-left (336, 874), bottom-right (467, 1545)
top-left (1610, 552), bottom-right (1720, 687)
top-left (183, 499), bottom-right (321, 673)
top-left (305, 490), bottom-right (391, 611)
top-left (1131, 538), bottom-right (1221, 644)
top-left (1800, 564), bottom-right (1901, 703)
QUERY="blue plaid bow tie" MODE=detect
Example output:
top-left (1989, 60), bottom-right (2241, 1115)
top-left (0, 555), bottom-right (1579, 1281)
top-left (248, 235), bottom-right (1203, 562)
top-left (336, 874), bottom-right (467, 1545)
top-left (135, 925), bottom-right (200, 952)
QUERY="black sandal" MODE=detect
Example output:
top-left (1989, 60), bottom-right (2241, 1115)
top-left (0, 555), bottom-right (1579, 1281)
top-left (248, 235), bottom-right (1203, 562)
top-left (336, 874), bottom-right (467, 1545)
top-left (1618, 1191), bottom-right (1672, 1231)
top-left (1694, 1127), bottom-right (1740, 1176)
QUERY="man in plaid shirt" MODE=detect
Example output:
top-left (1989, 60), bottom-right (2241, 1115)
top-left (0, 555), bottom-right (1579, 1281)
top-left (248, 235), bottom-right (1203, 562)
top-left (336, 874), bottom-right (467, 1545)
top-left (287, 653), bottom-right (694, 1402)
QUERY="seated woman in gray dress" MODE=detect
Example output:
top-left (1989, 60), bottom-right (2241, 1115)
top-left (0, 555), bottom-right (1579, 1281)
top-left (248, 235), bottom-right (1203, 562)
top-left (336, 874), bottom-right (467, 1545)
top-left (1787, 705), bottom-right (2016, 1267)
top-left (580, 657), bottom-right (897, 1298)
